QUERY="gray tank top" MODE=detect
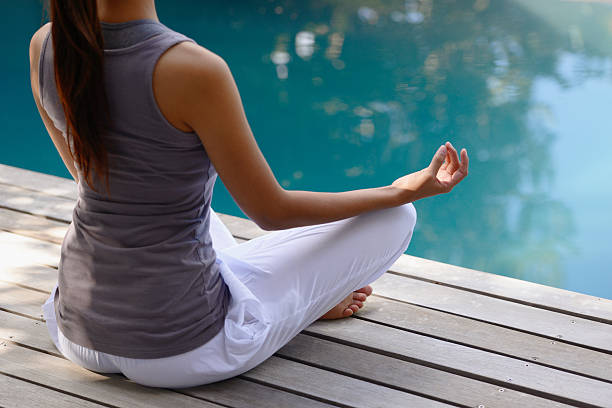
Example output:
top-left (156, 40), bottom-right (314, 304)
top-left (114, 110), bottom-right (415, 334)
top-left (39, 18), bottom-right (231, 358)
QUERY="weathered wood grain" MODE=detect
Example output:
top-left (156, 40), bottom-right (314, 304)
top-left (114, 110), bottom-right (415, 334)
top-left (0, 183), bottom-right (75, 223)
top-left (216, 213), bottom-right (267, 240)
top-left (0, 311), bottom-right (57, 354)
top-left (0, 311), bottom-right (333, 408)
top-left (389, 255), bottom-right (612, 323)
top-left (305, 318), bottom-right (612, 407)
top-left (0, 373), bottom-right (105, 408)
top-left (0, 307), bottom-right (568, 408)
top-left (0, 311), bottom-right (446, 408)
top-left (0, 281), bottom-right (47, 320)
top-left (0, 207), bottom-right (67, 244)
top-left (186, 377), bottom-right (336, 408)
top-left (2, 283), bottom-right (611, 408)
top-left (278, 333), bottom-right (572, 408)
top-left (242, 355), bottom-right (451, 408)
top-left (359, 296), bottom-right (612, 382)
top-left (0, 342), bottom-right (223, 408)
top-left (3, 260), bottom-right (611, 384)
top-left (0, 230), bottom-right (60, 268)
top-left (0, 163), bottom-right (77, 201)
top-left (371, 273), bottom-right (612, 352)
top-left (0, 264), bottom-right (58, 294)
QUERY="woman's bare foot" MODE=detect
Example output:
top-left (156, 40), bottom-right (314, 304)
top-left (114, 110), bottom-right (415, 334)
top-left (318, 285), bottom-right (373, 320)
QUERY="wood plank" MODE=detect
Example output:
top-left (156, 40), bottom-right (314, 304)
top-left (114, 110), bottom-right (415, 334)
top-left (371, 273), bottom-right (612, 352)
top-left (0, 311), bottom-right (447, 408)
top-left (216, 213), bottom-right (267, 239)
top-left (242, 355), bottom-right (451, 408)
top-left (0, 264), bottom-right (58, 294)
top-left (3, 163), bottom-right (611, 324)
top-left (0, 230), bottom-right (61, 268)
top-left (188, 377), bottom-right (335, 408)
top-left (0, 163), bottom-right (77, 200)
top-left (0, 183), bottom-right (75, 223)
top-left (277, 333), bottom-right (571, 408)
top-left (4, 261), bottom-right (611, 384)
top-left (0, 311), bottom-right (54, 354)
top-left (0, 342), bottom-right (222, 408)
top-left (0, 307), bottom-right (562, 408)
top-left (2, 283), bottom-right (611, 408)
top-left (0, 207), bottom-right (67, 244)
top-left (0, 311), bottom-right (333, 408)
top-left (359, 296), bottom-right (612, 382)
top-left (0, 281), bottom-right (47, 320)
top-left (0, 373), bottom-right (105, 408)
top-left (304, 318), bottom-right (612, 407)
top-left (389, 255), bottom-right (612, 323)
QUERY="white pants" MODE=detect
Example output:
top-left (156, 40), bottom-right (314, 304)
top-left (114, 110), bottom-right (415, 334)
top-left (42, 203), bottom-right (417, 388)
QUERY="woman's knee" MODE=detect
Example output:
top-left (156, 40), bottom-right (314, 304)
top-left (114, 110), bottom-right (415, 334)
top-left (350, 202), bottom-right (417, 255)
top-left (379, 202), bottom-right (417, 236)
top-left (396, 202), bottom-right (417, 230)
top-left (388, 202), bottom-right (417, 250)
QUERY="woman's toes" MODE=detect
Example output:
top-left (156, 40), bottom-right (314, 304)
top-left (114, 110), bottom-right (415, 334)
top-left (353, 292), bottom-right (367, 301)
top-left (351, 300), bottom-right (364, 308)
top-left (319, 289), bottom-right (371, 320)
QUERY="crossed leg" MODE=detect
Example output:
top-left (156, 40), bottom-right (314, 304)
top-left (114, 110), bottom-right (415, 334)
top-left (209, 202), bottom-right (417, 358)
top-left (209, 209), bottom-right (378, 320)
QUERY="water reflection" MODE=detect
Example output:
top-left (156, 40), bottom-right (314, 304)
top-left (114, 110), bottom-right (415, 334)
top-left (202, 0), bottom-right (607, 293)
top-left (10, 0), bottom-right (612, 296)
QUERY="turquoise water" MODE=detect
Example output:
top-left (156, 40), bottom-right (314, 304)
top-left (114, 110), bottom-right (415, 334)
top-left (4, 1), bottom-right (611, 298)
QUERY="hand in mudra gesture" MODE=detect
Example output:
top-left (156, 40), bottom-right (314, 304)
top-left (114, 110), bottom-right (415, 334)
top-left (392, 141), bottom-right (469, 202)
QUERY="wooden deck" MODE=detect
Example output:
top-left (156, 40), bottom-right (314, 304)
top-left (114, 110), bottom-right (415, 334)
top-left (0, 163), bottom-right (611, 408)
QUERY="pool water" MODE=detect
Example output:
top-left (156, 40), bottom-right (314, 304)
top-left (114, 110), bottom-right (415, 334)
top-left (4, 0), bottom-right (611, 298)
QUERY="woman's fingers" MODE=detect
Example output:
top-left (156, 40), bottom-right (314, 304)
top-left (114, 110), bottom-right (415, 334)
top-left (440, 147), bottom-right (451, 171)
top-left (428, 144), bottom-right (448, 174)
top-left (445, 141), bottom-right (460, 172)
top-left (460, 148), bottom-right (469, 173)
top-left (449, 148), bottom-right (469, 187)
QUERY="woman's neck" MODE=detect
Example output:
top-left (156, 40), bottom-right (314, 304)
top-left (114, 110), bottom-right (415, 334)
top-left (96, 0), bottom-right (159, 23)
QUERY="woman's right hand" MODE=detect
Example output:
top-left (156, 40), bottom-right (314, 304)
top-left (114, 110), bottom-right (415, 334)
top-left (391, 141), bottom-right (469, 203)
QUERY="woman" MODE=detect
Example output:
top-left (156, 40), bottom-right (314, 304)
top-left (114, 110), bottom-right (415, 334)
top-left (29, 0), bottom-right (468, 388)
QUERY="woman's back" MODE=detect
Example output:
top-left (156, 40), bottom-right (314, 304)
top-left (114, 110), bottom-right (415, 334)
top-left (38, 18), bottom-right (231, 359)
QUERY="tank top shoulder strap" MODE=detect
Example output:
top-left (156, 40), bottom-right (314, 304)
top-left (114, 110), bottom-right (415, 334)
top-left (103, 25), bottom-right (199, 138)
top-left (37, 22), bottom-right (199, 140)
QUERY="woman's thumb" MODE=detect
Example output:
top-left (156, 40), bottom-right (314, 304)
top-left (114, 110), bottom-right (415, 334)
top-left (428, 144), bottom-right (447, 173)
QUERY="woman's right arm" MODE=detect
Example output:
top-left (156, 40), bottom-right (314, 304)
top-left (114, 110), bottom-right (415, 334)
top-left (157, 43), bottom-right (468, 230)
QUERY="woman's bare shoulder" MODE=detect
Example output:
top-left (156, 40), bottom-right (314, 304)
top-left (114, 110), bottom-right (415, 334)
top-left (153, 40), bottom-right (234, 132)
top-left (157, 40), bottom-right (230, 86)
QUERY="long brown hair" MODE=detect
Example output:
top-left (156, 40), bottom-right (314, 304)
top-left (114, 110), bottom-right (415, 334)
top-left (48, 0), bottom-right (111, 195)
